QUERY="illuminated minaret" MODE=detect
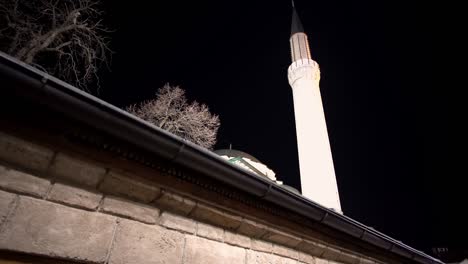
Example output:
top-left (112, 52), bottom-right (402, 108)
top-left (288, 2), bottom-right (342, 212)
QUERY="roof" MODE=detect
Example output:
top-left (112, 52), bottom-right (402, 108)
top-left (291, 4), bottom-right (305, 35)
top-left (0, 51), bottom-right (444, 264)
top-left (214, 149), bottom-right (262, 163)
top-left (281, 184), bottom-right (300, 194)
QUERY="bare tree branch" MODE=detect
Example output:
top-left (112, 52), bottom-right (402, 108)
top-left (126, 84), bottom-right (221, 150)
top-left (0, 0), bottom-right (112, 92)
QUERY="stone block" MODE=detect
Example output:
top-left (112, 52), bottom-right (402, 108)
top-left (190, 203), bottom-right (242, 230)
top-left (101, 196), bottom-right (159, 224)
top-left (159, 211), bottom-right (196, 234)
top-left (251, 239), bottom-right (273, 253)
top-left (297, 239), bottom-right (327, 257)
top-left (108, 219), bottom-right (185, 264)
top-left (184, 235), bottom-right (246, 264)
top-left (315, 258), bottom-right (329, 264)
top-left (224, 230), bottom-right (251, 248)
top-left (273, 244), bottom-right (299, 260)
top-left (50, 153), bottom-right (106, 187)
top-left (262, 227), bottom-right (302, 248)
top-left (299, 252), bottom-right (317, 264)
top-left (196, 221), bottom-right (224, 242)
top-left (321, 246), bottom-right (341, 261)
top-left (47, 183), bottom-right (102, 210)
top-left (237, 218), bottom-right (268, 238)
top-left (359, 258), bottom-right (377, 264)
top-left (0, 132), bottom-right (54, 173)
top-left (153, 190), bottom-right (195, 215)
top-left (338, 250), bottom-right (360, 264)
top-left (246, 250), bottom-right (297, 264)
top-left (99, 172), bottom-right (160, 203)
top-left (0, 190), bottom-right (16, 225)
top-left (0, 165), bottom-right (50, 198)
top-left (0, 196), bottom-right (116, 263)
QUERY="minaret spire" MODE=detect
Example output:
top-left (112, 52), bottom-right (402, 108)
top-left (291, 2), bottom-right (304, 36)
top-left (289, 2), bottom-right (310, 62)
top-left (287, 3), bottom-right (342, 213)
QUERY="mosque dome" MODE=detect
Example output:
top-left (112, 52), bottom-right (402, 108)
top-left (215, 149), bottom-right (303, 195)
top-left (281, 184), bottom-right (300, 195)
top-left (215, 149), bottom-right (262, 164)
top-left (214, 149), bottom-right (280, 183)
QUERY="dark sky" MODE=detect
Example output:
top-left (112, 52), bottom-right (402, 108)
top-left (97, 0), bottom-right (463, 259)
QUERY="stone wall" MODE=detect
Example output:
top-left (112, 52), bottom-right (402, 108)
top-left (0, 131), bottom-right (383, 264)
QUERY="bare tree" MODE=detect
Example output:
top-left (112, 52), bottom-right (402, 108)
top-left (0, 0), bottom-right (111, 91)
top-left (127, 84), bottom-right (220, 150)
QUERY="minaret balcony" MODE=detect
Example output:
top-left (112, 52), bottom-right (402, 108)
top-left (288, 58), bottom-right (321, 86)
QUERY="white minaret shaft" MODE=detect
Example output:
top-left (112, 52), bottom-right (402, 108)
top-left (288, 7), bottom-right (342, 212)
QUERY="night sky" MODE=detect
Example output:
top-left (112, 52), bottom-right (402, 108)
top-left (95, 0), bottom-right (462, 259)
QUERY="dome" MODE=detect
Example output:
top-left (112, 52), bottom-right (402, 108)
top-left (214, 149), bottom-right (277, 182)
top-left (281, 185), bottom-right (300, 195)
top-left (214, 149), bottom-right (262, 163)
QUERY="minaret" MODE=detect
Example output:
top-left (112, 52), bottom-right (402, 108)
top-left (288, 2), bottom-right (342, 212)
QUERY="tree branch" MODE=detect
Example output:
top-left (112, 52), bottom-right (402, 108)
top-left (0, 0), bottom-right (112, 92)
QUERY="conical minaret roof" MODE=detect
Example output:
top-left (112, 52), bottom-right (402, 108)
top-left (291, 1), bottom-right (304, 35)
top-left (289, 1), bottom-right (311, 61)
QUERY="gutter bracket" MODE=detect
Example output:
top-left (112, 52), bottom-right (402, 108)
top-left (260, 183), bottom-right (274, 198)
top-left (320, 212), bottom-right (329, 223)
top-left (170, 142), bottom-right (186, 162)
top-left (359, 230), bottom-right (366, 239)
top-left (39, 75), bottom-right (49, 90)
